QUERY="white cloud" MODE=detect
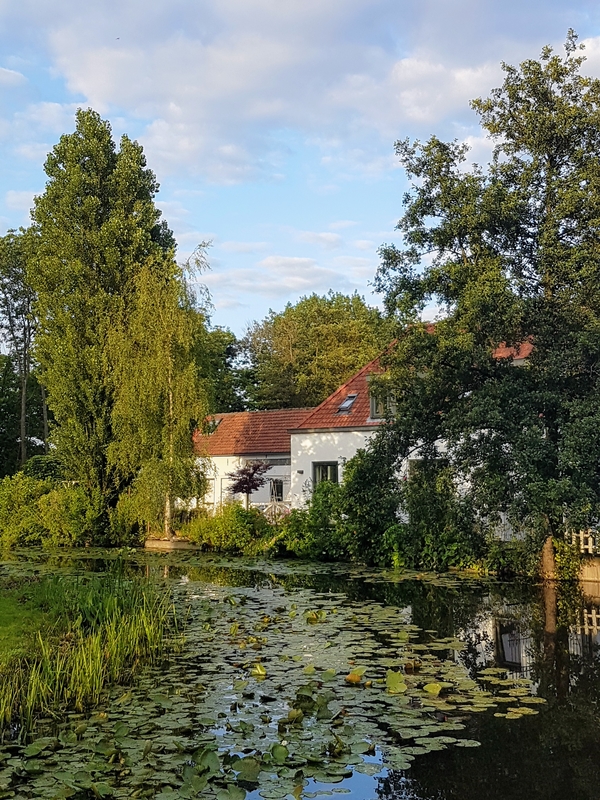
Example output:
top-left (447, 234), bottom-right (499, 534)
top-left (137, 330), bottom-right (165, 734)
top-left (220, 240), bottom-right (270, 253)
top-left (203, 254), bottom-right (352, 300)
top-left (333, 255), bottom-right (375, 279)
top-left (329, 220), bottom-right (356, 230)
top-left (352, 239), bottom-right (374, 251)
top-left (21, 0), bottom-right (513, 182)
top-left (296, 230), bottom-right (342, 249)
top-left (0, 67), bottom-right (26, 86)
top-left (5, 190), bottom-right (34, 212)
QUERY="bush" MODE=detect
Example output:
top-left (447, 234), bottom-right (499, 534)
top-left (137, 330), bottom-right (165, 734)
top-left (280, 482), bottom-right (347, 560)
top-left (0, 473), bottom-right (51, 548)
top-left (22, 455), bottom-right (63, 481)
top-left (36, 485), bottom-right (103, 547)
top-left (387, 462), bottom-right (483, 571)
top-left (181, 502), bottom-right (276, 554)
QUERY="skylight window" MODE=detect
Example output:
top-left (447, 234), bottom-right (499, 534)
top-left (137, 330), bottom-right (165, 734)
top-left (337, 393), bottom-right (358, 413)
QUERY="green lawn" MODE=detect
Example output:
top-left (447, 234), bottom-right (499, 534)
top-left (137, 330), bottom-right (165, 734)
top-left (0, 587), bottom-right (45, 662)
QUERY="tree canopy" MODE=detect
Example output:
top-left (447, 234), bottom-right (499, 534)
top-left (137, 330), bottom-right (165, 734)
top-left (374, 31), bottom-right (600, 559)
top-left (241, 291), bottom-right (393, 409)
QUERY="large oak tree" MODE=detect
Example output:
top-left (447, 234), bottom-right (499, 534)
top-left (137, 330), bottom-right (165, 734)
top-left (374, 32), bottom-right (600, 571)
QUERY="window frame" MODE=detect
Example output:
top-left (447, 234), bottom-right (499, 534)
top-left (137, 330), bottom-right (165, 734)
top-left (313, 461), bottom-right (339, 487)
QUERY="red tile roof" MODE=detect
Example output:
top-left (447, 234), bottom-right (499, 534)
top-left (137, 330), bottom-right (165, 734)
top-left (492, 340), bottom-right (534, 360)
top-left (290, 356), bottom-right (384, 432)
top-left (195, 408), bottom-right (314, 456)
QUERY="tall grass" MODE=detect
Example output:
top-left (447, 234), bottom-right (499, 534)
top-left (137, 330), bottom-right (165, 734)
top-left (0, 574), bottom-right (180, 732)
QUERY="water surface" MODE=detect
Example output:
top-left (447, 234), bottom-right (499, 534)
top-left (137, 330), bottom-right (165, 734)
top-left (1, 550), bottom-right (598, 800)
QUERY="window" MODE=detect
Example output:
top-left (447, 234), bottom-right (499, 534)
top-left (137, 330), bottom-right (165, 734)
top-left (269, 478), bottom-right (284, 502)
top-left (313, 462), bottom-right (339, 486)
top-left (369, 392), bottom-right (396, 420)
top-left (337, 393), bottom-right (357, 413)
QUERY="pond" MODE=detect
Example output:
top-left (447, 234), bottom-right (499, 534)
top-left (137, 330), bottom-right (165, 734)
top-left (1, 550), bottom-right (599, 800)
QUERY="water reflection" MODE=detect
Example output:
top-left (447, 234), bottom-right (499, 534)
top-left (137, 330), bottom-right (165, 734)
top-left (382, 578), bottom-right (600, 800)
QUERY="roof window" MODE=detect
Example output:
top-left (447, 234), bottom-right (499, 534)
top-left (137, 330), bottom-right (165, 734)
top-left (337, 393), bottom-right (358, 413)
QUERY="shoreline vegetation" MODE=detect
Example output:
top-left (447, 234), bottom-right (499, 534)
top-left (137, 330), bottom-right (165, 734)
top-left (0, 571), bottom-right (180, 735)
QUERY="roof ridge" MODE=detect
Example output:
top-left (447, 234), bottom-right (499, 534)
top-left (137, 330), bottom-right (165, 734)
top-left (297, 354), bottom-right (382, 429)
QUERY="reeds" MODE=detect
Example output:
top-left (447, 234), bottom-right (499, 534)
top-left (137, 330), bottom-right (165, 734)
top-left (0, 574), bottom-right (180, 732)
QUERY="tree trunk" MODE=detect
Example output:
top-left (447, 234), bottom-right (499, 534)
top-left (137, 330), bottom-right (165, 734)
top-left (541, 534), bottom-right (556, 580)
top-left (164, 492), bottom-right (172, 540)
top-left (18, 369), bottom-right (27, 467)
top-left (164, 361), bottom-right (174, 541)
top-left (41, 383), bottom-right (49, 454)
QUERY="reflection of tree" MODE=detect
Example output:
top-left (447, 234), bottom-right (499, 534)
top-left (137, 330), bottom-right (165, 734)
top-left (378, 578), bottom-right (600, 800)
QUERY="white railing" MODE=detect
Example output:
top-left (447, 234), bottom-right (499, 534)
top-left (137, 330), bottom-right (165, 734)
top-left (571, 530), bottom-right (599, 555)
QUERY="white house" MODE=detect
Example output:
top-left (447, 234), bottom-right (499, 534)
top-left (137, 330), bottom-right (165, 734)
top-left (288, 356), bottom-right (385, 507)
top-left (195, 408), bottom-right (313, 510)
top-left (197, 340), bottom-right (535, 512)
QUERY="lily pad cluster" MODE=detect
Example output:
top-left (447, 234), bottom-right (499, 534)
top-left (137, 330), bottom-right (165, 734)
top-left (0, 556), bottom-right (545, 799)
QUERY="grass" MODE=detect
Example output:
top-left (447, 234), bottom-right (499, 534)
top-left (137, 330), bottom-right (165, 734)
top-left (0, 571), bottom-right (181, 733)
top-left (0, 592), bottom-right (46, 663)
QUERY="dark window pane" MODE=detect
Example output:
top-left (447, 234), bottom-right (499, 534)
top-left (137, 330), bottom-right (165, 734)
top-left (313, 462), bottom-right (339, 486)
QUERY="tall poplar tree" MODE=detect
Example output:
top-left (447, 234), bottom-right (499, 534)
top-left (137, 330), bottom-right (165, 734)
top-left (30, 109), bottom-right (175, 527)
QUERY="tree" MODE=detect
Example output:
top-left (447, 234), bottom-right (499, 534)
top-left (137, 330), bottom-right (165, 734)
top-left (227, 461), bottom-right (271, 510)
top-left (199, 327), bottom-right (246, 413)
top-left (375, 31), bottom-right (600, 571)
top-left (0, 229), bottom-right (43, 466)
top-left (108, 258), bottom-right (209, 539)
top-left (241, 292), bottom-right (393, 409)
top-left (29, 109), bottom-right (175, 528)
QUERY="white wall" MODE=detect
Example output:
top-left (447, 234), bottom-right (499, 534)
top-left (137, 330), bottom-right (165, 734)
top-left (290, 429), bottom-right (378, 508)
top-left (202, 454), bottom-right (292, 511)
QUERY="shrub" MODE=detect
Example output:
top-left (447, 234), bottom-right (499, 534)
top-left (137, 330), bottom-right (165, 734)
top-left (22, 455), bottom-right (63, 481)
top-left (0, 473), bottom-right (51, 548)
top-left (181, 502), bottom-right (275, 553)
top-left (280, 481), bottom-right (347, 560)
top-left (36, 484), bottom-right (103, 547)
top-left (387, 462), bottom-right (483, 571)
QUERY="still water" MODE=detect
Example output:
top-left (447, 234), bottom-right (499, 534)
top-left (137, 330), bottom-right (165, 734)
top-left (1, 550), bottom-right (599, 800)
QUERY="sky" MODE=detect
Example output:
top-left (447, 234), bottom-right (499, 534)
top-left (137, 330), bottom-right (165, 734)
top-left (1, 0), bottom-right (600, 334)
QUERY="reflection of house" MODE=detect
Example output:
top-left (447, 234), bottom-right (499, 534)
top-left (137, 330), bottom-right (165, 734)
top-left (289, 356), bottom-right (385, 507)
top-left (195, 408), bottom-right (312, 510)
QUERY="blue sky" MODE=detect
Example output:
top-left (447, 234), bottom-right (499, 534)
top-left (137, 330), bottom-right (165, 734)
top-left (1, 0), bottom-right (600, 333)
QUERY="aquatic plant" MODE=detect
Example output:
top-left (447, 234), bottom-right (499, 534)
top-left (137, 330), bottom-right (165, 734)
top-left (0, 574), bottom-right (180, 732)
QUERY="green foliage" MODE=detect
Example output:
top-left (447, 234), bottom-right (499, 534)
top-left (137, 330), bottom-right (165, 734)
top-left (375, 33), bottom-right (600, 549)
top-left (0, 229), bottom-right (42, 468)
top-left (29, 109), bottom-right (175, 520)
top-left (241, 291), bottom-right (393, 409)
top-left (0, 473), bottom-right (106, 548)
top-left (338, 432), bottom-right (405, 565)
top-left (553, 537), bottom-right (582, 582)
top-left (22, 454), bottom-right (63, 481)
top-left (387, 461), bottom-right (483, 571)
top-left (0, 472), bottom-right (51, 548)
top-left (0, 574), bottom-right (179, 729)
top-left (0, 357), bottom-right (48, 478)
top-left (36, 484), bottom-right (103, 547)
top-left (108, 257), bottom-right (209, 537)
top-left (199, 327), bottom-right (246, 412)
top-left (280, 482), bottom-right (347, 560)
top-left (0, 355), bottom-right (19, 477)
top-left (483, 539), bottom-right (538, 579)
top-left (181, 502), bottom-right (274, 554)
